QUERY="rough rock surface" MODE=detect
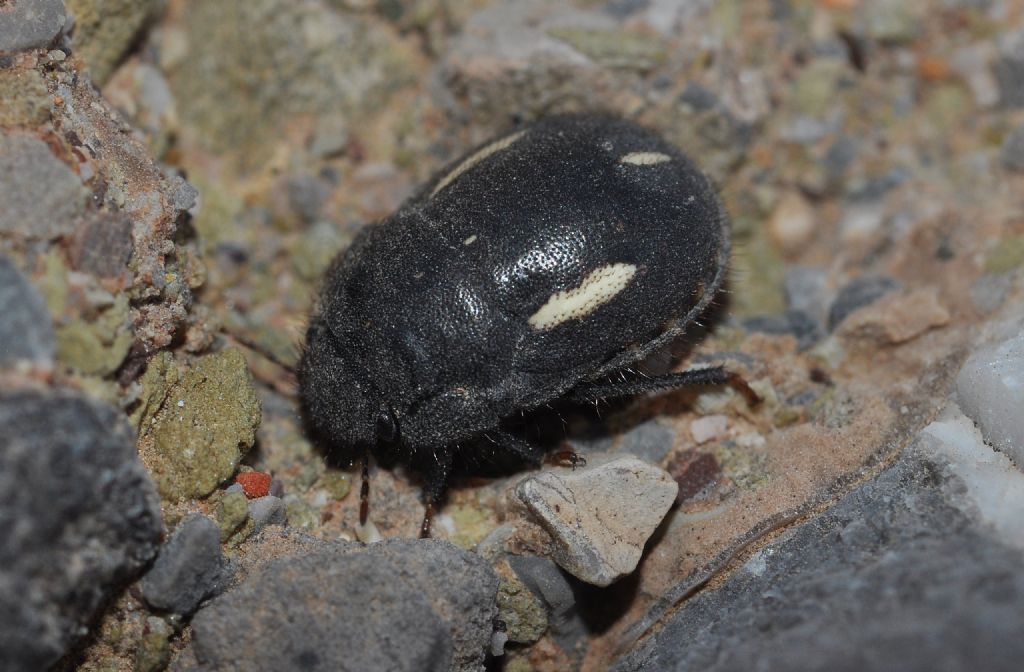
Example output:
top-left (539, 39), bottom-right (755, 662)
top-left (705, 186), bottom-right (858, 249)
top-left (0, 254), bottom-right (56, 366)
top-left (178, 539), bottom-right (499, 672)
top-left (0, 0), bottom-right (67, 53)
top-left (956, 332), bottom-right (1024, 468)
top-left (136, 349), bottom-right (262, 501)
top-left (140, 514), bottom-right (229, 616)
top-left (0, 132), bottom-right (87, 238)
top-left (0, 389), bottom-right (163, 671)
top-left (515, 456), bottom-right (678, 586)
top-left (612, 449), bottom-right (1024, 672)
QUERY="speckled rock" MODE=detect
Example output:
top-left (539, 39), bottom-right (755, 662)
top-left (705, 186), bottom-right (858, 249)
top-left (63, 0), bottom-right (164, 84)
top-left (497, 577), bottom-right (548, 644)
top-left (0, 66), bottom-right (52, 126)
top-left (0, 0), bottom-right (67, 52)
top-left (168, 0), bottom-right (414, 169)
top-left (514, 456), bottom-right (678, 586)
top-left (0, 132), bottom-right (87, 238)
top-left (613, 451), bottom-right (1024, 672)
top-left (137, 349), bottom-right (262, 501)
top-left (179, 539), bottom-right (499, 672)
top-left (0, 389), bottom-right (162, 671)
top-left (1002, 123), bottom-right (1024, 173)
top-left (827, 275), bottom-right (900, 331)
top-left (0, 254), bottom-right (56, 366)
top-left (140, 514), bottom-right (229, 617)
top-left (956, 332), bottom-right (1024, 469)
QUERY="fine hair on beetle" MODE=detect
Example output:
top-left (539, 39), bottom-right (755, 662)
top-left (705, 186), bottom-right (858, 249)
top-left (298, 113), bottom-right (759, 538)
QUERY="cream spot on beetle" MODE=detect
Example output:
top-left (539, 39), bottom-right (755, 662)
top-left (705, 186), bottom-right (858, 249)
top-left (529, 263), bottom-right (638, 331)
top-left (463, 235), bottom-right (478, 246)
top-left (431, 130), bottom-right (527, 198)
top-left (619, 151), bottom-right (672, 166)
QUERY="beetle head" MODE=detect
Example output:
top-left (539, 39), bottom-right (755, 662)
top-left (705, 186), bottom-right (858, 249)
top-left (298, 315), bottom-right (381, 459)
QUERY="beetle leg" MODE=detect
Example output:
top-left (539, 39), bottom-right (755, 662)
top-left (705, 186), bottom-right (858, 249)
top-left (359, 451), bottom-right (370, 526)
top-left (492, 430), bottom-right (545, 467)
top-left (569, 365), bottom-right (761, 406)
top-left (420, 450), bottom-right (454, 539)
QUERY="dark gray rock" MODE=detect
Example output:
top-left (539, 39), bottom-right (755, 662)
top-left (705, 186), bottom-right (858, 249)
top-left (0, 132), bottom-right (87, 238)
top-left (617, 419), bottom-right (677, 463)
top-left (0, 389), bottom-right (163, 671)
top-left (827, 275), bottom-right (900, 331)
top-left (783, 265), bottom-right (829, 324)
top-left (181, 539), bottom-right (498, 672)
top-left (140, 514), bottom-right (229, 617)
top-left (68, 211), bottom-right (134, 277)
top-left (248, 495), bottom-right (286, 533)
top-left (994, 56), bottom-right (1024, 108)
top-left (612, 451), bottom-right (1024, 672)
top-left (0, 0), bottom-right (67, 53)
top-left (1001, 124), bottom-right (1024, 173)
top-left (508, 554), bottom-right (576, 620)
top-left (0, 254), bottom-right (56, 366)
top-left (743, 310), bottom-right (823, 350)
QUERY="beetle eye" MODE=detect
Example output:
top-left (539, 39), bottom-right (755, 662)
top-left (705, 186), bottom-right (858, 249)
top-left (376, 407), bottom-right (399, 444)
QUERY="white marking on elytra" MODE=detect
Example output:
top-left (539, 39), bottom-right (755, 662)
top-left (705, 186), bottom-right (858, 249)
top-left (619, 151), bottom-right (672, 166)
top-left (431, 130), bottom-right (527, 198)
top-left (528, 263), bottom-right (638, 331)
top-left (463, 235), bottom-right (478, 246)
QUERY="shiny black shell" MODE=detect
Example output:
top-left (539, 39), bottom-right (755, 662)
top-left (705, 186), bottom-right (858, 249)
top-left (299, 114), bottom-right (728, 464)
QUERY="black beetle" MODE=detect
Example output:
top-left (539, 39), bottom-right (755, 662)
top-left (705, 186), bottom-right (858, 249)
top-left (299, 114), bottom-right (755, 536)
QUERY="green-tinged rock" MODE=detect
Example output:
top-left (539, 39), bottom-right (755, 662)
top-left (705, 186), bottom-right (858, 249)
top-left (131, 351), bottom-right (180, 431)
top-left (216, 490), bottom-right (252, 543)
top-left (0, 68), bottom-right (51, 126)
top-left (984, 236), bottom-right (1024, 274)
top-left (169, 0), bottom-right (415, 169)
top-left (135, 616), bottom-right (172, 672)
top-left (792, 61), bottom-right (845, 118)
top-left (447, 504), bottom-right (493, 550)
top-left (292, 221), bottom-right (349, 282)
top-left (284, 495), bottom-right (317, 531)
top-left (63, 0), bottom-right (164, 84)
top-left (547, 27), bottom-right (665, 72)
top-left (505, 656), bottom-right (535, 672)
top-left (142, 348), bottom-right (262, 501)
top-left (319, 470), bottom-right (352, 500)
top-left (496, 578), bottom-right (547, 644)
top-left (55, 294), bottom-right (134, 376)
top-left (729, 230), bottom-right (786, 317)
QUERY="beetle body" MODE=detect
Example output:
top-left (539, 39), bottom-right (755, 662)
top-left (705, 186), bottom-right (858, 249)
top-left (299, 115), bottom-right (733, 531)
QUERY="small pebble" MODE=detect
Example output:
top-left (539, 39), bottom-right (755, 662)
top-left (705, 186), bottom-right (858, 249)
top-left (1001, 124), bottom-right (1024, 173)
top-left (236, 471), bottom-right (272, 498)
top-left (690, 415), bottom-right (728, 444)
top-left (249, 495), bottom-right (287, 533)
top-left (828, 275), bottom-right (900, 331)
top-left (956, 332), bottom-right (1024, 469)
top-left (514, 456), bottom-right (677, 586)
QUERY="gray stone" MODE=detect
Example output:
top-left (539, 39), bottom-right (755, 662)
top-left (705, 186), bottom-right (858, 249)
top-left (68, 211), bottom-right (134, 278)
top-left (0, 132), bottom-right (87, 238)
top-left (508, 554), bottom-right (576, 620)
top-left (248, 495), bottom-right (287, 533)
top-left (783, 266), bottom-right (829, 323)
top-left (0, 255), bottom-right (56, 366)
top-left (994, 57), bottom-right (1024, 108)
top-left (0, 389), bottom-right (163, 671)
top-left (0, 0), bottom-right (67, 53)
top-left (515, 456), bottom-right (678, 586)
top-left (743, 309), bottom-right (823, 350)
top-left (612, 450), bottom-right (1024, 672)
top-left (1001, 124), bottom-right (1024, 173)
top-left (140, 514), bottom-right (229, 617)
top-left (956, 333), bottom-right (1024, 469)
top-left (181, 539), bottom-right (498, 672)
top-left (617, 419), bottom-right (676, 463)
top-left (827, 274), bottom-right (900, 331)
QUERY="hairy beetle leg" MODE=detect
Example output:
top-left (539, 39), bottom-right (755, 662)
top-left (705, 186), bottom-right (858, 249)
top-left (570, 365), bottom-right (762, 406)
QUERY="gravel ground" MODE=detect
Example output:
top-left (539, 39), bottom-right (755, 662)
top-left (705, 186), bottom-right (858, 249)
top-left (2, 1), bottom-right (1024, 671)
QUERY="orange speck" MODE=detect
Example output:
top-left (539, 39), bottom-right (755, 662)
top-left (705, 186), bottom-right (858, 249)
top-left (236, 472), bottom-right (272, 498)
top-left (820, 0), bottom-right (858, 10)
top-left (53, 96), bottom-right (64, 106)
top-left (918, 55), bottom-right (950, 81)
